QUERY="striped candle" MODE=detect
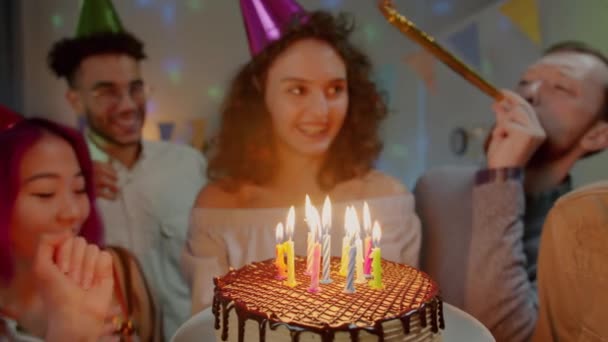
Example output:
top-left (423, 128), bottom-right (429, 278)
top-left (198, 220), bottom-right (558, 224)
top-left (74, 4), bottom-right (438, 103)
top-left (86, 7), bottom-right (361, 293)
top-left (321, 233), bottom-right (332, 284)
top-left (355, 233), bottom-right (366, 284)
top-left (321, 196), bottom-right (332, 284)
top-left (305, 195), bottom-right (316, 275)
top-left (305, 232), bottom-right (313, 275)
top-left (344, 240), bottom-right (356, 293)
top-left (340, 207), bottom-right (352, 276)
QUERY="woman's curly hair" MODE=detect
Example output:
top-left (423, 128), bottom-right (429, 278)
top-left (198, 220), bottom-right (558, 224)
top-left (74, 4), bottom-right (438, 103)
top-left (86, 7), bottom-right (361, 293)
top-left (207, 11), bottom-right (388, 191)
top-left (48, 32), bottom-right (146, 87)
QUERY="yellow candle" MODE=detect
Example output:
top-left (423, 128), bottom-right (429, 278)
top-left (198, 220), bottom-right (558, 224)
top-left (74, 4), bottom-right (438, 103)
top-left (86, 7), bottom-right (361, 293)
top-left (275, 244), bottom-right (287, 279)
top-left (284, 240), bottom-right (297, 287)
top-left (369, 247), bottom-right (383, 289)
top-left (339, 236), bottom-right (349, 276)
top-left (340, 207), bottom-right (353, 276)
top-left (275, 223), bottom-right (287, 280)
top-left (284, 206), bottom-right (297, 287)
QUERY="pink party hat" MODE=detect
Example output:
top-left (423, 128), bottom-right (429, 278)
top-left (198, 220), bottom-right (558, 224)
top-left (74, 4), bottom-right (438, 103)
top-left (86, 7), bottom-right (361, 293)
top-left (0, 105), bottom-right (21, 132)
top-left (239, 0), bottom-right (307, 56)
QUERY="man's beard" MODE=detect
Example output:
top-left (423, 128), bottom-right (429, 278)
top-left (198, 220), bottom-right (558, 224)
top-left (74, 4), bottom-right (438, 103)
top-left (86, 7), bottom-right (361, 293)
top-left (85, 108), bottom-right (144, 148)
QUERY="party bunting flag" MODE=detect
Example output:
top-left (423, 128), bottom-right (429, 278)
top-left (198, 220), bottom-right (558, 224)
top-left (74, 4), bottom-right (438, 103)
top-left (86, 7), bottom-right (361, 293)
top-left (403, 50), bottom-right (437, 93)
top-left (499, 0), bottom-right (542, 45)
top-left (446, 22), bottom-right (481, 69)
top-left (158, 121), bottom-right (175, 141)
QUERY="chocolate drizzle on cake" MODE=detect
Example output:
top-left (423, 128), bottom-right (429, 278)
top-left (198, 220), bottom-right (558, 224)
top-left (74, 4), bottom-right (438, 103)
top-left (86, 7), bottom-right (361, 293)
top-left (438, 299), bottom-right (445, 330)
top-left (213, 257), bottom-right (444, 342)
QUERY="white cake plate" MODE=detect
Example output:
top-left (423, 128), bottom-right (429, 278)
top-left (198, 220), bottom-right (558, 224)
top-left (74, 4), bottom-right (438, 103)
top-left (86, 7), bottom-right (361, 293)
top-left (172, 302), bottom-right (495, 342)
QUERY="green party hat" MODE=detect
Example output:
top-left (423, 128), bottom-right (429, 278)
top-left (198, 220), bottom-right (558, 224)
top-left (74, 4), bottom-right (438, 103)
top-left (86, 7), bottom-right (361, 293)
top-left (76, 0), bottom-right (124, 37)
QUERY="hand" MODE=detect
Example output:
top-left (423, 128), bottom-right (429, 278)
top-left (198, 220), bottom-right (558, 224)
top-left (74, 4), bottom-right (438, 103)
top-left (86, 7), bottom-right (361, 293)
top-left (33, 235), bottom-right (114, 341)
top-left (93, 161), bottom-right (119, 200)
top-left (486, 89), bottom-right (546, 169)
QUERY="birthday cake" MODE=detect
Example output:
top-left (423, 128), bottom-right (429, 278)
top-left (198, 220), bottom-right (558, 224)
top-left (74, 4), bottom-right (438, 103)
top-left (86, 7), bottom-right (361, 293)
top-left (212, 256), bottom-right (444, 342)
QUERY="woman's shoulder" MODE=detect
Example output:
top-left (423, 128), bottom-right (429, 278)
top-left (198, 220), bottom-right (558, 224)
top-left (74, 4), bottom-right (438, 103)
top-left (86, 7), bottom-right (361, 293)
top-left (334, 170), bottom-right (409, 199)
top-left (195, 182), bottom-right (241, 209)
top-left (361, 170), bottom-right (409, 196)
top-left (195, 181), bottom-right (262, 209)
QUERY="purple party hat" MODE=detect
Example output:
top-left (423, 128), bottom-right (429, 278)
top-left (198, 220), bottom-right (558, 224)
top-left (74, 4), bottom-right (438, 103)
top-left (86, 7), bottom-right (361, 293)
top-left (239, 0), bottom-right (307, 56)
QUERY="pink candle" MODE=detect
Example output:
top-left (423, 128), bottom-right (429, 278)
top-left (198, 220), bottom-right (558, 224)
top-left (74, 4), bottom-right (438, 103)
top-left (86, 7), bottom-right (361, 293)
top-left (364, 236), bottom-right (372, 277)
top-left (308, 242), bottom-right (321, 293)
top-left (362, 202), bottom-right (373, 277)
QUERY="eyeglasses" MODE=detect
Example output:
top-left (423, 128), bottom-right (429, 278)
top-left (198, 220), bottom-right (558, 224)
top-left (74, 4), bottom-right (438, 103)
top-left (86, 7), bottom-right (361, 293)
top-left (87, 81), bottom-right (151, 109)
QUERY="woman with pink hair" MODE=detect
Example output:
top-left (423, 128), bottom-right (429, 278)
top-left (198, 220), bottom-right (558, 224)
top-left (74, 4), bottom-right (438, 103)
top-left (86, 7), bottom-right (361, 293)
top-left (0, 118), bottom-right (160, 341)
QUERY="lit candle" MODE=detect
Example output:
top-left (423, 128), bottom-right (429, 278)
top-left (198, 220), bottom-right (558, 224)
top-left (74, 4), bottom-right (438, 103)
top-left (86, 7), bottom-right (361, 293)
top-left (283, 206), bottom-right (297, 287)
top-left (344, 217), bottom-right (356, 294)
top-left (352, 209), bottom-right (366, 284)
top-left (305, 195), bottom-right (315, 275)
top-left (339, 207), bottom-right (351, 276)
top-left (369, 221), bottom-right (383, 290)
top-left (308, 224), bottom-right (322, 293)
top-left (363, 202), bottom-right (373, 278)
top-left (275, 223), bottom-right (287, 280)
top-left (320, 196), bottom-right (332, 284)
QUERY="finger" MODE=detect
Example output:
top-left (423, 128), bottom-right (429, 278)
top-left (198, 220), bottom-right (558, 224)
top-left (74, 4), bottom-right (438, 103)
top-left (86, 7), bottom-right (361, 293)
top-left (93, 162), bottom-right (118, 181)
top-left (56, 237), bottom-right (74, 273)
top-left (95, 176), bottom-right (119, 193)
top-left (94, 251), bottom-right (114, 284)
top-left (81, 244), bottom-right (100, 289)
top-left (94, 175), bottom-right (120, 194)
top-left (501, 89), bottom-right (536, 122)
top-left (492, 100), bottom-right (513, 125)
top-left (33, 234), bottom-right (70, 281)
top-left (97, 187), bottom-right (119, 201)
top-left (104, 305), bottom-right (123, 320)
top-left (69, 237), bottom-right (87, 283)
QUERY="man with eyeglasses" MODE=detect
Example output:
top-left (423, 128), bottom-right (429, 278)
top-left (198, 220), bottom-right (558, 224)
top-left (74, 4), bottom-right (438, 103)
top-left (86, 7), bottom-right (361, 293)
top-left (47, 0), bottom-right (206, 339)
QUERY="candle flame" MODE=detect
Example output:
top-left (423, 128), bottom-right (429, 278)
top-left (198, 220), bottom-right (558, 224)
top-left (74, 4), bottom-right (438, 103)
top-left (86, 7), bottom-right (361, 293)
top-left (351, 206), bottom-right (361, 238)
top-left (286, 206), bottom-right (295, 240)
top-left (305, 197), bottom-right (322, 240)
top-left (276, 222), bottom-right (284, 243)
top-left (322, 195), bottom-right (331, 233)
top-left (345, 206), bottom-right (358, 244)
top-left (363, 202), bottom-right (371, 235)
top-left (372, 221), bottom-right (382, 245)
top-left (305, 194), bottom-right (314, 233)
top-left (344, 206), bottom-right (350, 233)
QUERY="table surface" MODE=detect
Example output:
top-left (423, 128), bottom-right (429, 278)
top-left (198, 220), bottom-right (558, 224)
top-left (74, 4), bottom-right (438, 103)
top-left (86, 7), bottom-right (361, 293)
top-left (172, 302), bottom-right (495, 342)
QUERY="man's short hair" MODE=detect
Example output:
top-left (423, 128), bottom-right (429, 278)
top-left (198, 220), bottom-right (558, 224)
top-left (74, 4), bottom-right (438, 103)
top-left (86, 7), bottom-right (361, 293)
top-left (543, 40), bottom-right (608, 121)
top-left (48, 32), bottom-right (146, 87)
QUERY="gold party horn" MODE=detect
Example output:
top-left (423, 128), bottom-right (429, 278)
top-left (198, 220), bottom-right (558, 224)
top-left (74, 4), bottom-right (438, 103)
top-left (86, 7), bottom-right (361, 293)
top-left (378, 0), bottom-right (502, 100)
